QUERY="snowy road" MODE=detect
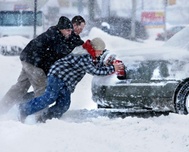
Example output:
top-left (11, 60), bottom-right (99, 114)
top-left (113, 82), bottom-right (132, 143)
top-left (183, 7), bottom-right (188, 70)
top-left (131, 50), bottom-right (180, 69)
top-left (1, 28), bottom-right (189, 152)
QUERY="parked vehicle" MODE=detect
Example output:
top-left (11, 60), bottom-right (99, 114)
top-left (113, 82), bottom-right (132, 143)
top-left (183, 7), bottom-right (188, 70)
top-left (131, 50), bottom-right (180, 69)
top-left (87, 17), bottom-right (149, 40)
top-left (0, 35), bottom-right (30, 56)
top-left (92, 26), bottom-right (189, 115)
top-left (155, 26), bottom-right (185, 41)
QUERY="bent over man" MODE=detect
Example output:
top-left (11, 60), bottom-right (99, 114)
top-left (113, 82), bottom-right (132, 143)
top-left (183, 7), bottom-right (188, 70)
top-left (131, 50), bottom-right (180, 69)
top-left (19, 37), bottom-right (125, 123)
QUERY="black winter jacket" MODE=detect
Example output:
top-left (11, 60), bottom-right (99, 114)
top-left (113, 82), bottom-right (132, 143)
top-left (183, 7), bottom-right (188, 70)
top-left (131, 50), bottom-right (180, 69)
top-left (20, 26), bottom-right (83, 75)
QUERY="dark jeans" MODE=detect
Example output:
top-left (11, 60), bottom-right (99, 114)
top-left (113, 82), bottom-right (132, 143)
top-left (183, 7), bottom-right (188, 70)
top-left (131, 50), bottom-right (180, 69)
top-left (20, 76), bottom-right (71, 119)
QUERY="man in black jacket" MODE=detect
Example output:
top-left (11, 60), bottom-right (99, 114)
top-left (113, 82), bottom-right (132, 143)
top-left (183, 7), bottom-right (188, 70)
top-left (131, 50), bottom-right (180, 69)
top-left (0, 16), bottom-right (86, 113)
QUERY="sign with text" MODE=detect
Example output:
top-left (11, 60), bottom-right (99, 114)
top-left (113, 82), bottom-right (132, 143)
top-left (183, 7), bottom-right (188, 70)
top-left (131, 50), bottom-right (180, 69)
top-left (141, 11), bottom-right (165, 28)
top-left (168, 0), bottom-right (176, 5)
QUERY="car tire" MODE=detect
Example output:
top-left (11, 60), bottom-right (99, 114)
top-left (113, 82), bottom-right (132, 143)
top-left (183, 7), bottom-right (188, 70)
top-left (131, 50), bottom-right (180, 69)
top-left (173, 78), bottom-right (189, 114)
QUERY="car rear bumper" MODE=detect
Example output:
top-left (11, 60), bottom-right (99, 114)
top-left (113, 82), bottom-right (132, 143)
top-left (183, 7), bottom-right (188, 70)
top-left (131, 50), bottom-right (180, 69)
top-left (92, 80), bottom-right (179, 112)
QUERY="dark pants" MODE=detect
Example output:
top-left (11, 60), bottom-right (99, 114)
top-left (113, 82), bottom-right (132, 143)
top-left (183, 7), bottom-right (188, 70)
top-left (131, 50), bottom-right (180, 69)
top-left (20, 76), bottom-right (71, 119)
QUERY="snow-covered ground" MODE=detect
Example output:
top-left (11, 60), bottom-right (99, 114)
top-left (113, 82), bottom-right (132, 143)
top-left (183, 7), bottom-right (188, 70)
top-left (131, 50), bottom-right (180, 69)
top-left (0, 28), bottom-right (189, 152)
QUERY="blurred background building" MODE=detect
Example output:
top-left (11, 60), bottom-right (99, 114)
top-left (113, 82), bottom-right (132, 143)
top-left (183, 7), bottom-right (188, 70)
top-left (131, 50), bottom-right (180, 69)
top-left (0, 0), bottom-right (188, 39)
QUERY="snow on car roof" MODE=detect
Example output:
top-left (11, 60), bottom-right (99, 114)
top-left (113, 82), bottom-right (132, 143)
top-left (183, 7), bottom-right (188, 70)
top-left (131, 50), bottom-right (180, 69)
top-left (83, 27), bottom-right (189, 62)
top-left (163, 26), bottom-right (189, 50)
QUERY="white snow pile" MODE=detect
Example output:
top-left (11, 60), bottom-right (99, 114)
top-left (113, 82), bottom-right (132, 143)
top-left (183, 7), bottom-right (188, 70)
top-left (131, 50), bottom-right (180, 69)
top-left (0, 36), bottom-right (30, 56)
top-left (0, 27), bottom-right (189, 152)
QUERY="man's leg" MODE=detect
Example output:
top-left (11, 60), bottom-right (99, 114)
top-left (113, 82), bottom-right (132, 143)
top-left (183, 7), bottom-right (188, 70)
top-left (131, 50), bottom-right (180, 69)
top-left (19, 76), bottom-right (64, 117)
top-left (39, 84), bottom-right (71, 122)
top-left (22, 62), bottom-right (47, 97)
top-left (0, 63), bottom-right (31, 113)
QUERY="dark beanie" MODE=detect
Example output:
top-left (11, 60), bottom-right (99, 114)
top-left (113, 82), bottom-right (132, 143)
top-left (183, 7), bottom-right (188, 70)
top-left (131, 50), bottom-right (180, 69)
top-left (56, 16), bottom-right (73, 30)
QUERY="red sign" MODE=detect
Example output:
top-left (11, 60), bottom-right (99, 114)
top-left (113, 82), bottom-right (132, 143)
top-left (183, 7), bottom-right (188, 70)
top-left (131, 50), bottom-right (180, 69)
top-left (168, 0), bottom-right (176, 5)
top-left (141, 11), bottom-right (165, 28)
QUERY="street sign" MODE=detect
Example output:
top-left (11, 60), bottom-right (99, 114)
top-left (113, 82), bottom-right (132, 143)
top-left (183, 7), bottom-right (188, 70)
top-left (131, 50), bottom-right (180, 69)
top-left (141, 11), bottom-right (165, 28)
top-left (168, 0), bottom-right (176, 5)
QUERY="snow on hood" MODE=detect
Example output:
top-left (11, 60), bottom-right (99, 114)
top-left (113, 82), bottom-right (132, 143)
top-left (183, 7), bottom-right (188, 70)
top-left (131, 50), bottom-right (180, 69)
top-left (118, 45), bottom-right (189, 62)
top-left (83, 27), bottom-right (189, 62)
top-left (82, 27), bottom-right (144, 51)
top-left (163, 26), bottom-right (189, 50)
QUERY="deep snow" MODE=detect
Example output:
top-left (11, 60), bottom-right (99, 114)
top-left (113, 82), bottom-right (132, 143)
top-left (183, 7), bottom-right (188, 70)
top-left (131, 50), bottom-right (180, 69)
top-left (0, 28), bottom-right (189, 152)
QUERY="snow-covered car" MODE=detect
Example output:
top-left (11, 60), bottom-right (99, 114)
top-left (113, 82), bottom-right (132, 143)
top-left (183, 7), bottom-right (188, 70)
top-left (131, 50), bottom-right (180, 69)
top-left (0, 36), bottom-right (30, 56)
top-left (155, 26), bottom-right (185, 41)
top-left (92, 26), bottom-right (189, 115)
top-left (87, 17), bottom-right (149, 40)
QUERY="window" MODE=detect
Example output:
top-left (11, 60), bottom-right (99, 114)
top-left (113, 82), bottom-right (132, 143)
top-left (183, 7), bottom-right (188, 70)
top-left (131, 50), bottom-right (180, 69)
top-left (0, 11), bottom-right (43, 26)
top-left (22, 11), bottom-right (42, 26)
top-left (0, 11), bottom-right (21, 26)
top-left (0, 11), bottom-right (44, 38)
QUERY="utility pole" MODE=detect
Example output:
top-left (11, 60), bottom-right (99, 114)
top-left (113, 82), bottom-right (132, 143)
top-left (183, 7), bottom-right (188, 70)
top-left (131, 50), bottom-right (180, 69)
top-left (88, 0), bottom-right (95, 21)
top-left (141, 0), bottom-right (144, 10)
top-left (101, 0), bottom-right (110, 18)
top-left (78, 0), bottom-right (84, 15)
top-left (131, 0), bottom-right (136, 40)
top-left (34, 0), bottom-right (37, 38)
top-left (164, 0), bottom-right (167, 41)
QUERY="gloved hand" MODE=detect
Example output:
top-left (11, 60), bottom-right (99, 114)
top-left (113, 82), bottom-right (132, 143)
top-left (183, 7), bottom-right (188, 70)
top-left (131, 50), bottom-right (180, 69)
top-left (100, 50), bottom-right (116, 65)
top-left (104, 54), bottom-right (116, 65)
top-left (113, 60), bottom-right (127, 80)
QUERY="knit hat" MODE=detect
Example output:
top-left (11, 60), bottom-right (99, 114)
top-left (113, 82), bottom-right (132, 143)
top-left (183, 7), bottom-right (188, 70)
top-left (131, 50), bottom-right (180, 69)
top-left (56, 16), bottom-right (73, 30)
top-left (91, 37), bottom-right (106, 51)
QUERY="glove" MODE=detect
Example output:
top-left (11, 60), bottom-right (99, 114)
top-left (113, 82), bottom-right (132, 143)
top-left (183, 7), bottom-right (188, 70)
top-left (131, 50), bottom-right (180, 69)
top-left (100, 50), bottom-right (116, 65)
top-left (104, 54), bottom-right (116, 65)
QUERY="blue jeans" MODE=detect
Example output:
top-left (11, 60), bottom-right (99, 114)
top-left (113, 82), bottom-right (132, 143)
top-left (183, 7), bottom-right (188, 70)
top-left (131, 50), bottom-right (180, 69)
top-left (20, 76), bottom-right (71, 119)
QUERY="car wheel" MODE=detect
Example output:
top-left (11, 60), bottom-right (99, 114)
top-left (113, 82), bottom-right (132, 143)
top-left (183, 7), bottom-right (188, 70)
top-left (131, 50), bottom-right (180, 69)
top-left (173, 78), bottom-right (189, 114)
